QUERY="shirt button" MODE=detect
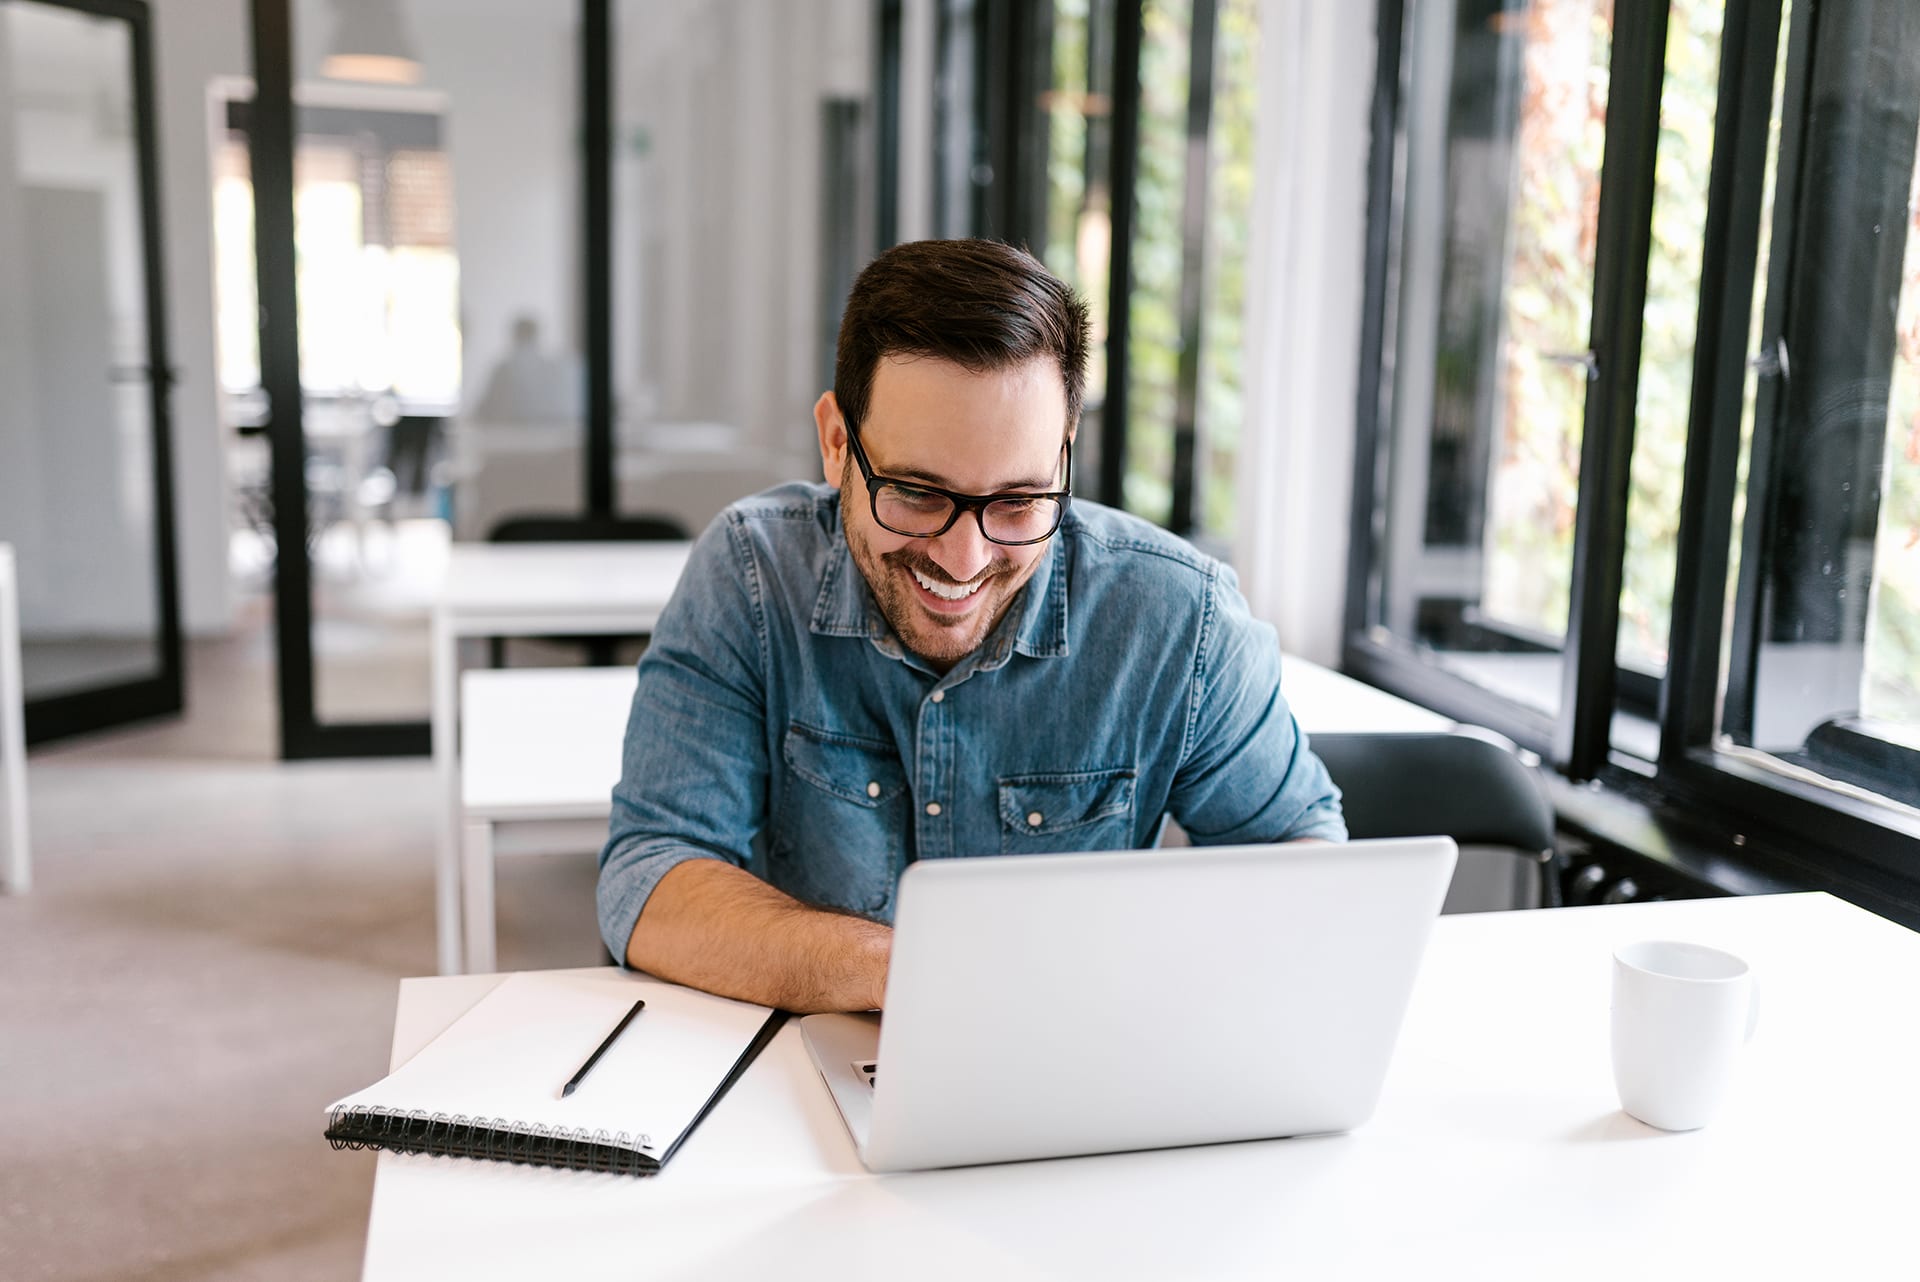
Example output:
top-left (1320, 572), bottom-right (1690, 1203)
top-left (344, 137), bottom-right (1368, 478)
top-left (1027, 811), bottom-right (1044, 828)
top-left (930, 690), bottom-right (945, 704)
top-left (867, 781), bottom-right (881, 798)
top-left (925, 802), bottom-right (942, 817)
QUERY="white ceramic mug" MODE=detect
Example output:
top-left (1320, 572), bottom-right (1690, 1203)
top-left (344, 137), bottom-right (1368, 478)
top-left (1611, 940), bottom-right (1759, 1132)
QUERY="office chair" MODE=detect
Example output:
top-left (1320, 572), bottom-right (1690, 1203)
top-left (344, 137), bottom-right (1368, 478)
top-left (1310, 731), bottom-right (1562, 910)
top-left (485, 513), bottom-right (690, 667)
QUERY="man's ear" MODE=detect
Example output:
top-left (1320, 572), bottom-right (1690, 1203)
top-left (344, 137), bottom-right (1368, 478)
top-left (815, 390), bottom-right (847, 481)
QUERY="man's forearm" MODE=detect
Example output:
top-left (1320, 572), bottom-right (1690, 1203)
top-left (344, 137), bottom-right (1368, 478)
top-left (623, 858), bottom-right (892, 1013)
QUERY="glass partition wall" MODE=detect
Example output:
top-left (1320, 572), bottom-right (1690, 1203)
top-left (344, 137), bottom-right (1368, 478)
top-left (0, 0), bottom-right (182, 744)
top-left (241, 0), bottom-right (885, 757)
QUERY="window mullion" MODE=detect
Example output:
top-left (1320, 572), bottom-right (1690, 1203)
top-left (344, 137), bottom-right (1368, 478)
top-left (1553, 0), bottom-right (1671, 781)
top-left (1167, 0), bottom-right (1218, 535)
top-left (1097, 0), bottom-right (1144, 508)
top-left (1659, 0), bottom-right (1788, 765)
top-left (1721, 4), bottom-right (1817, 744)
top-left (1344, 0), bottom-right (1406, 649)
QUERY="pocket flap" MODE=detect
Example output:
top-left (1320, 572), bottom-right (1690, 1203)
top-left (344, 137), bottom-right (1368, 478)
top-left (784, 722), bottom-right (907, 809)
top-left (998, 768), bottom-right (1137, 836)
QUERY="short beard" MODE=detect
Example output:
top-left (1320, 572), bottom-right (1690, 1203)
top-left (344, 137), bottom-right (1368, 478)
top-left (840, 465), bottom-right (1019, 668)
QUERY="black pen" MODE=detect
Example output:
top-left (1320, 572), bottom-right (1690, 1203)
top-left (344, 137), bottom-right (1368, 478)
top-left (561, 999), bottom-right (645, 1098)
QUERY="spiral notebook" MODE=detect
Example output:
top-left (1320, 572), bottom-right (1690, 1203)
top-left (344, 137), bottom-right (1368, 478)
top-left (326, 969), bottom-right (787, 1177)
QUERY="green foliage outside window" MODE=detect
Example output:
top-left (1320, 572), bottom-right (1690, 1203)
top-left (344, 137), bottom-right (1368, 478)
top-left (1480, 0), bottom-right (1609, 640)
top-left (1198, 0), bottom-right (1258, 538)
top-left (1124, 0), bottom-right (1191, 527)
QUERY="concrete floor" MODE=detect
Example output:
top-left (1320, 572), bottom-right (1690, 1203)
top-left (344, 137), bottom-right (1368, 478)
top-left (0, 609), bottom-right (607, 1281)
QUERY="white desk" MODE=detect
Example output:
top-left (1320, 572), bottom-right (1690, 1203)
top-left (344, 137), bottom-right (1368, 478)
top-left (0, 544), bottom-right (28, 894)
top-left (359, 892), bottom-right (1920, 1279)
top-left (1280, 653), bottom-right (1455, 735)
top-left (451, 655), bottom-right (1451, 973)
top-left (432, 541), bottom-right (693, 974)
top-left (458, 667), bottom-right (639, 973)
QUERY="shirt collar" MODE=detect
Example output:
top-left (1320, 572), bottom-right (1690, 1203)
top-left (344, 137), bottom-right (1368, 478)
top-left (809, 507), bottom-right (1072, 667)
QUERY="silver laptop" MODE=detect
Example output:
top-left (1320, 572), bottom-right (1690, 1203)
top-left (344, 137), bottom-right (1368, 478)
top-left (801, 836), bottom-right (1457, 1172)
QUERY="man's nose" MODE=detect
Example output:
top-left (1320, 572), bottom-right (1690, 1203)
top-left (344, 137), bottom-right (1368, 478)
top-left (927, 510), bottom-right (994, 583)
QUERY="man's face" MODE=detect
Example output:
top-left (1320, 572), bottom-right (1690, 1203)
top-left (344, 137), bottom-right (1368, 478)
top-left (815, 354), bottom-right (1070, 672)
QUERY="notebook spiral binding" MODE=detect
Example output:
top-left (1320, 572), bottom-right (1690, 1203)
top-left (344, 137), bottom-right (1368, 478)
top-left (325, 1106), bottom-right (658, 1176)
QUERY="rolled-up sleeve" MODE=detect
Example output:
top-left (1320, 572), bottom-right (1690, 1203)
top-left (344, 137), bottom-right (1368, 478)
top-left (596, 514), bottom-right (770, 961)
top-left (1167, 566), bottom-right (1347, 844)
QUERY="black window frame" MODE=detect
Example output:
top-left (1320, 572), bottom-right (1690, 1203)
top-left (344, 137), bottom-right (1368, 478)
top-left (1348, 0), bottom-right (1920, 920)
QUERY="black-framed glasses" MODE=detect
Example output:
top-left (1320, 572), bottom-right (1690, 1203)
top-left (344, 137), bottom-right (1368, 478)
top-left (844, 426), bottom-right (1073, 546)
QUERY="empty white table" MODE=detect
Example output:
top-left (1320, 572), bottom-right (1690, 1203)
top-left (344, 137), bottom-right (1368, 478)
top-left (1280, 653), bottom-right (1454, 735)
top-left (432, 541), bottom-right (693, 974)
top-left (459, 667), bottom-right (639, 973)
top-left (359, 892), bottom-right (1920, 1279)
top-left (0, 544), bottom-right (28, 894)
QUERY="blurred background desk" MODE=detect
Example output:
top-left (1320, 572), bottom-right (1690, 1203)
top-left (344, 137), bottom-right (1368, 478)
top-left (432, 541), bottom-right (692, 974)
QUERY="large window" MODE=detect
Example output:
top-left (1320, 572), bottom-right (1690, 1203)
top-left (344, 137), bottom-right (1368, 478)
top-left (1353, 0), bottom-right (1920, 905)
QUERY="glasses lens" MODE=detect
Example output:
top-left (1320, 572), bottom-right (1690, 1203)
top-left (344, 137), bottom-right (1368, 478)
top-left (981, 496), bottom-right (1064, 543)
top-left (874, 483), bottom-right (957, 535)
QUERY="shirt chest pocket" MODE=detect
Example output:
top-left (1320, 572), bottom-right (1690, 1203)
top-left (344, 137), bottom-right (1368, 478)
top-left (775, 722), bottom-right (909, 916)
top-left (998, 767), bottom-right (1137, 855)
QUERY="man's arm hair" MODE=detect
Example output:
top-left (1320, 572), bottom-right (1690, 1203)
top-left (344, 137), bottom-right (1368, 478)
top-left (624, 859), bottom-right (892, 1014)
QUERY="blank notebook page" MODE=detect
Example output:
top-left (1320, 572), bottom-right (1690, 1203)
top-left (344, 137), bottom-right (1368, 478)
top-left (328, 969), bottom-right (774, 1152)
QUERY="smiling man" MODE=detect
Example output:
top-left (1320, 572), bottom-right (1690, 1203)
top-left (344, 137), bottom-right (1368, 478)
top-left (596, 239), bottom-right (1344, 1013)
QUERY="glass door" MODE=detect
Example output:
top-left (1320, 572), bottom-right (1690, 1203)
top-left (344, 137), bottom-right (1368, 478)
top-left (0, 0), bottom-right (183, 743)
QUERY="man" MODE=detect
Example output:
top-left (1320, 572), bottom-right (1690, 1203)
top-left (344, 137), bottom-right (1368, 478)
top-left (597, 239), bottom-right (1343, 1013)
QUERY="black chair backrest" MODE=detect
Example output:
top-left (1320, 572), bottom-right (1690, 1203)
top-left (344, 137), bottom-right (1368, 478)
top-left (1310, 732), bottom-right (1555, 855)
top-left (488, 514), bottom-right (689, 543)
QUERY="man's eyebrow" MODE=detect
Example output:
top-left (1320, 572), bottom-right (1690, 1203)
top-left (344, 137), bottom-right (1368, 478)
top-left (882, 461), bottom-right (1059, 492)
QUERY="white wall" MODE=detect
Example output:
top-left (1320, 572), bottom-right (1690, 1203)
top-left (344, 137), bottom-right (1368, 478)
top-left (1234, 0), bottom-right (1378, 665)
top-left (400, 1), bottom-right (581, 424)
top-left (616, 0), bottom-right (872, 459)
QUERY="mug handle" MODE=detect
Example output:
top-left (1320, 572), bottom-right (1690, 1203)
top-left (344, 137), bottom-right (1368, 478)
top-left (1745, 978), bottom-right (1761, 1043)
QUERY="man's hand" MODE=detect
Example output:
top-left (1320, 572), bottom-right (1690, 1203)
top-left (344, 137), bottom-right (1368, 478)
top-left (624, 859), bottom-right (892, 1013)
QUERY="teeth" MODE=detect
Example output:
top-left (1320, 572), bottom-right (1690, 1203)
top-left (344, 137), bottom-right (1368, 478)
top-left (911, 567), bottom-right (984, 602)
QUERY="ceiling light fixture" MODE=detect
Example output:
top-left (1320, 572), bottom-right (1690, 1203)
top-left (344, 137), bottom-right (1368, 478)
top-left (321, 0), bottom-right (423, 85)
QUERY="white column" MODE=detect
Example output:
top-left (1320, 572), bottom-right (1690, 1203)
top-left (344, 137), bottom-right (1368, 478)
top-left (1233, 0), bottom-right (1379, 665)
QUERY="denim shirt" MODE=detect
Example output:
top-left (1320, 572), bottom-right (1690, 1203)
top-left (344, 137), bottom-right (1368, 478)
top-left (596, 482), bottom-right (1345, 959)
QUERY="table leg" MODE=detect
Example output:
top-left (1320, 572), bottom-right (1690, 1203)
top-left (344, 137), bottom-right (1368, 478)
top-left (0, 549), bottom-right (28, 896)
top-left (432, 607), bottom-right (463, 973)
top-left (462, 818), bottom-right (497, 975)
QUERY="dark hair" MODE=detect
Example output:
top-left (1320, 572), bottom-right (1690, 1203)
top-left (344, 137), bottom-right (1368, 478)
top-left (833, 239), bottom-right (1091, 439)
